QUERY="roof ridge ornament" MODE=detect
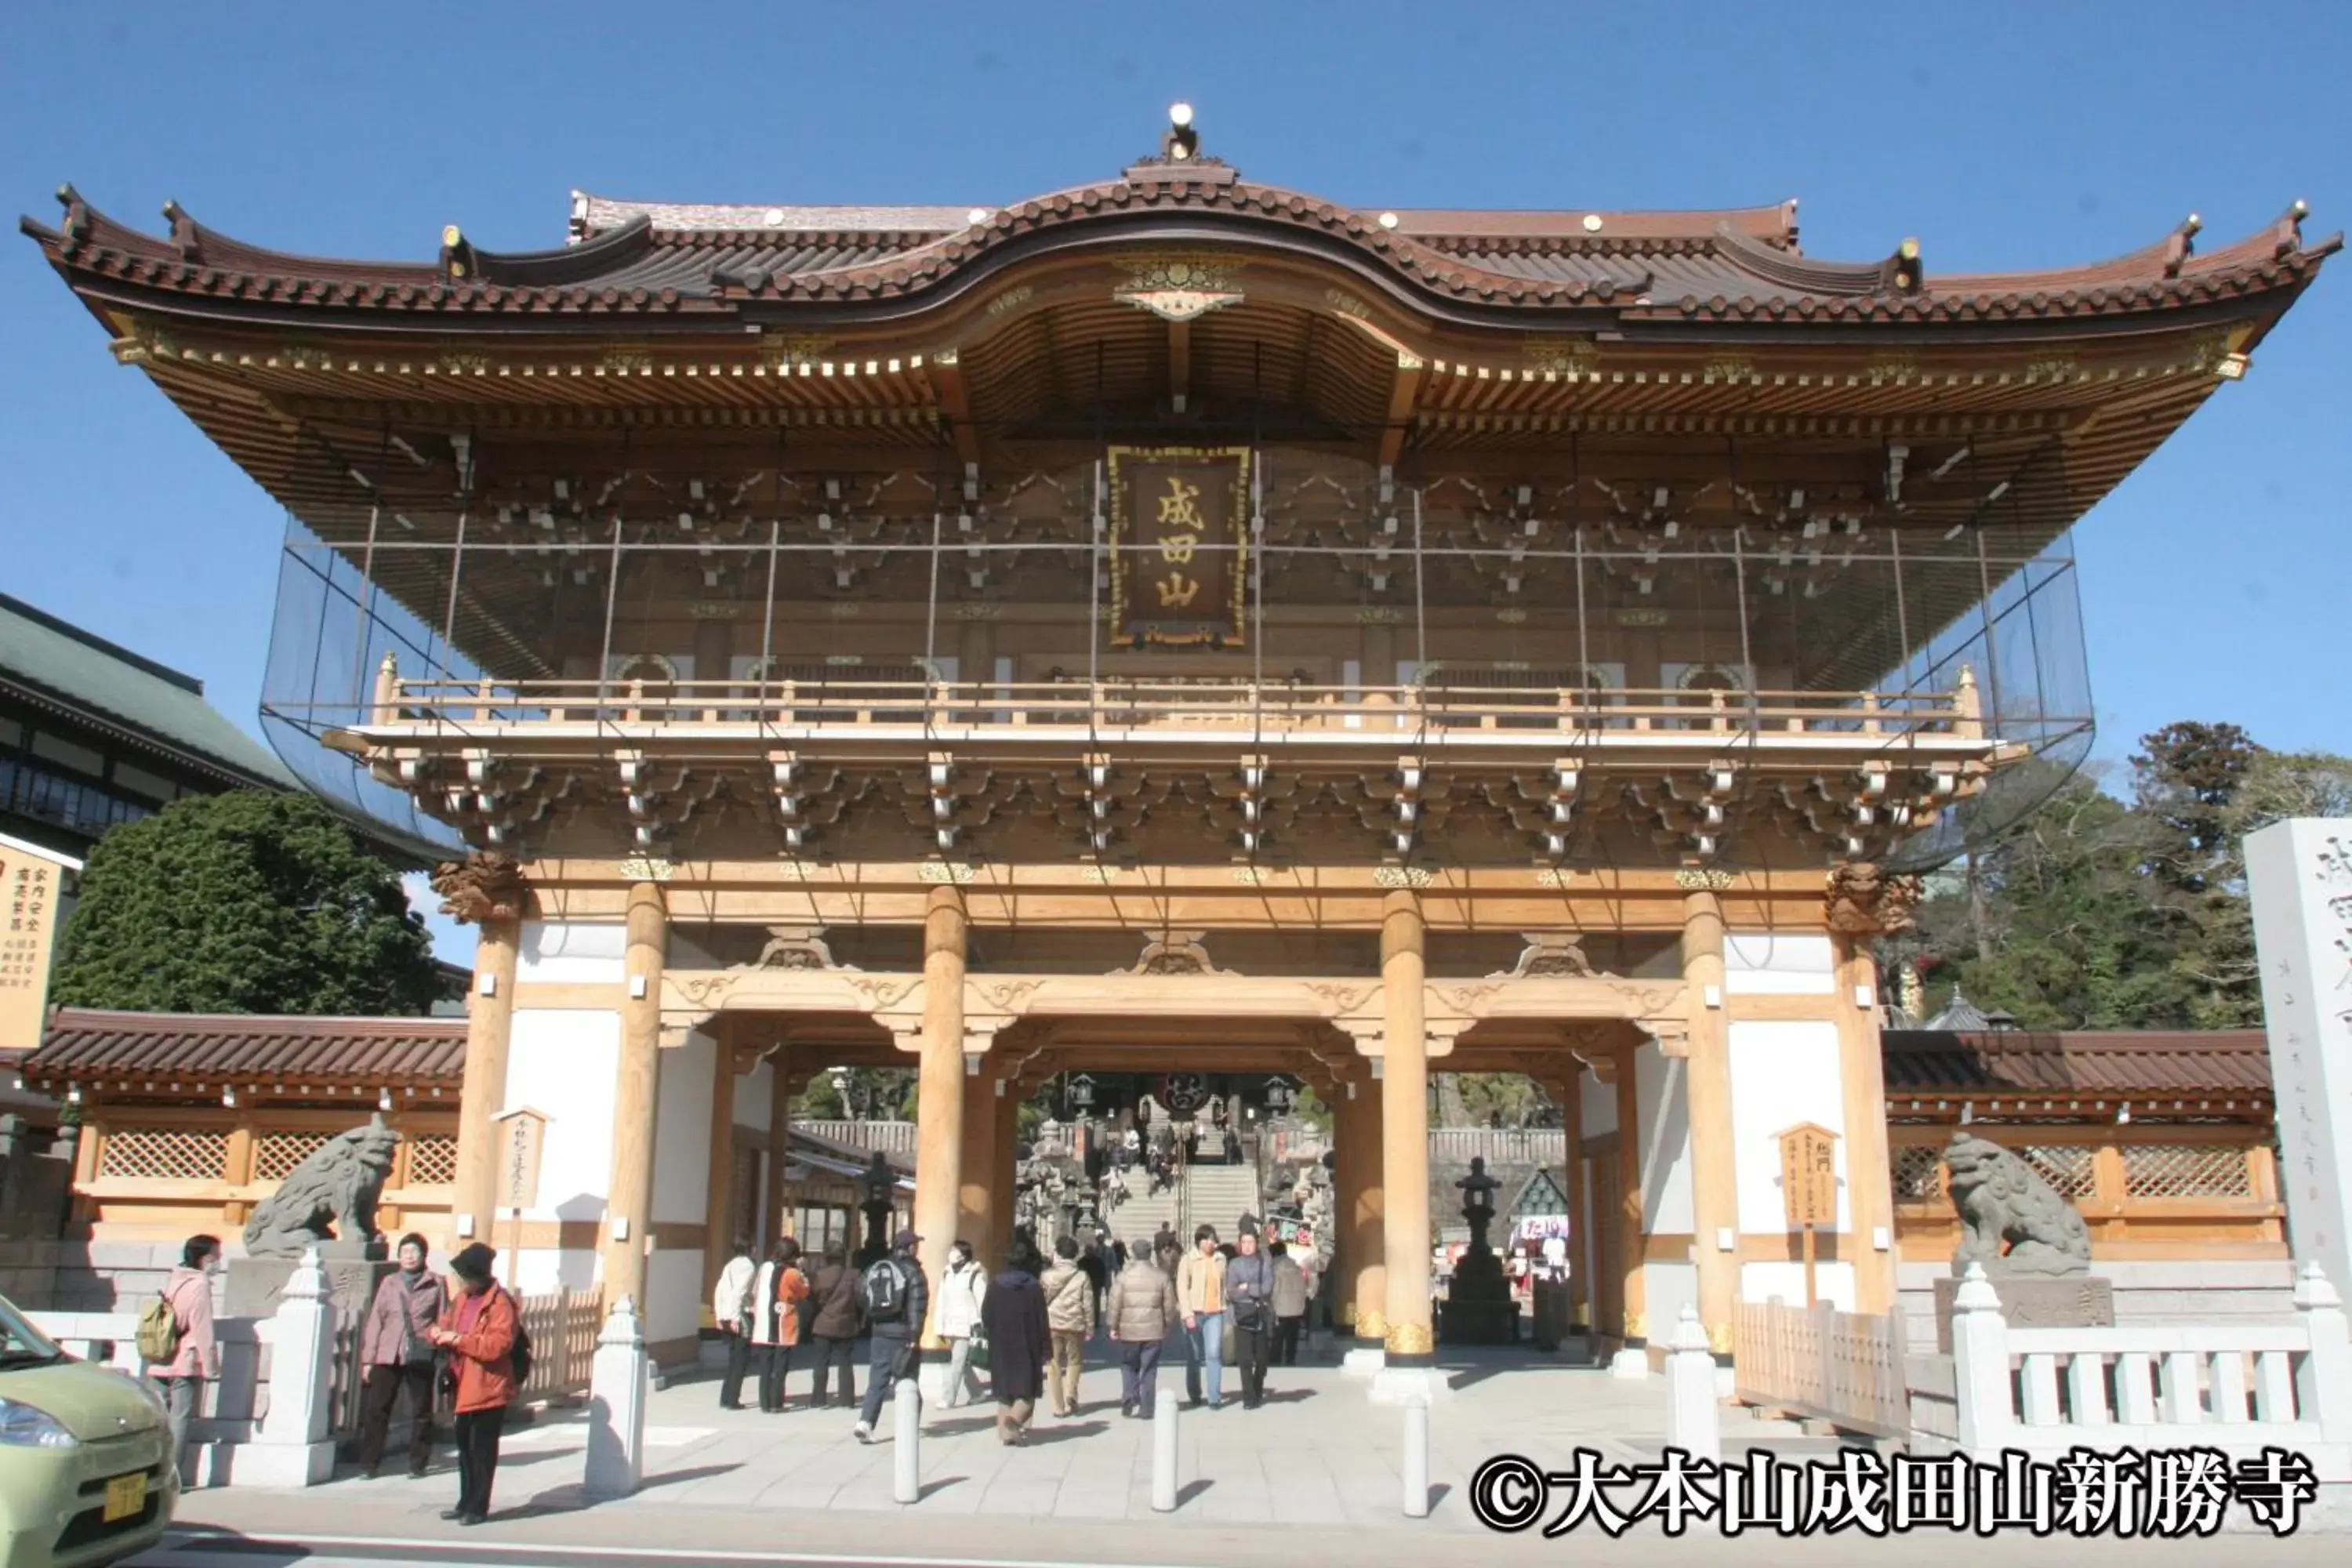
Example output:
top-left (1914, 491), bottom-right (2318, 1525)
top-left (1126, 101), bottom-right (1237, 185)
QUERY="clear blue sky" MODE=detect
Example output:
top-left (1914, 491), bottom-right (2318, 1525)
top-left (3, 5), bottom-right (2345, 811)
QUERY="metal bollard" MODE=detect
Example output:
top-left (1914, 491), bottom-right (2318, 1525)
top-left (1152, 1377), bottom-right (1180, 1512)
top-left (892, 1374), bottom-right (920, 1504)
top-left (1402, 1395), bottom-right (1430, 1519)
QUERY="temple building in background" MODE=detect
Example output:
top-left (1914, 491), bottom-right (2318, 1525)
top-left (22, 112), bottom-right (2333, 1376)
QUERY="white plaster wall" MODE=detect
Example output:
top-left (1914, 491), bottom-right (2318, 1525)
top-left (645, 1248), bottom-right (703, 1352)
top-left (506, 1009), bottom-right (620, 1229)
top-left (735, 1059), bottom-right (773, 1135)
top-left (652, 1033), bottom-right (716, 1226)
top-left (1578, 1066), bottom-right (1615, 1142)
top-left (1635, 1047), bottom-right (1693, 1236)
top-left (1727, 1019), bottom-right (1849, 1235)
top-left (1741, 1260), bottom-right (1857, 1312)
top-left (1642, 1259), bottom-right (1698, 1339)
top-left (511, 1246), bottom-right (598, 1296)
top-left (516, 921), bottom-right (627, 984)
top-left (1722, 932), bottom-right (1836, 995)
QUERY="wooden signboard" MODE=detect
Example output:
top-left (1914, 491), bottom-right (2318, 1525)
top-left (1107, 445), bottom-right (1250, 649)
top-left (494, 1106), bottom-right (550, 1288)
top-left (0, 838), bottom-right (74, 1052)
top-left (1776, 1121), bottom-right (1840, 1306)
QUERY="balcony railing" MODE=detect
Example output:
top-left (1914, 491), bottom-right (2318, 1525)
top-left (351, 667), bottom-right (1988, 753)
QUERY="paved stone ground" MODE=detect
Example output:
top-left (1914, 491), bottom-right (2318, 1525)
top-left (158, 1334), bottom-right (2352, 1558)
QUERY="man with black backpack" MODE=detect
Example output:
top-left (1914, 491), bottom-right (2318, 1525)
top-left (851, 1229), bottom-right (928, 1443)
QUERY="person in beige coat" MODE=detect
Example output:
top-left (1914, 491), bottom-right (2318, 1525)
top-left (1039, 1236), bottom-right (1095, 1417)
top-left (1174, 1225), bottom-right (1228, 1409)
top-left (1106, 1242), bottom-right (1181, 1418)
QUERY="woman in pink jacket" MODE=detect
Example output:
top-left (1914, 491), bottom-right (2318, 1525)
top-left (356, 1232), bottom-right (449, 1478)
top-left (151, 1234), bottom-right (220, 1483)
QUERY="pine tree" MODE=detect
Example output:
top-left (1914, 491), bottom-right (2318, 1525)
top-left (52, 790), bottom-right (440, 1016)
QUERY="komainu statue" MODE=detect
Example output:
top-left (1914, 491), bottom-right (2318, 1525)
top-left (242, 1115), bottom-right (403, 1258)
top-left (1943, 1131), bottom-right (2092, 1276)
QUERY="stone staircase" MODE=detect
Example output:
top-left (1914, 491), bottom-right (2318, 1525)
top-left (1100, 1170), bottom-right (1180, 1253)
top-left (1181, 1162), bottom-right (1262, 1243)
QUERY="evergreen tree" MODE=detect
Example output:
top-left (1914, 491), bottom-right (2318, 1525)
top-left (53, 789), bottom-right (439, 1016)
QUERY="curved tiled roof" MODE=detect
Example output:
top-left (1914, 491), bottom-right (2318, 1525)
top-left (22, 1008), bottom-right (466, 1089)
top-left (22, 165), bottom-right (2335, 330)
top-left (1882, 1029), bottom-right (2273, 1099)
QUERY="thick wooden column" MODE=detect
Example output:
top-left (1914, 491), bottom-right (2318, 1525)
top-left (700, 1029), bottom-right (739, 1306)
top-left (1348, 1081), bottom-right (1388, 1348)
top-left (435, 855), bottom-right (527, 1243)
top-left (992, 1079), bottom-right (1020, 1262)
top-left (1614, 1054), bottom-right (1646, 1346)
top-left (1556, 1067), bottom-right (1589, 1330)
top-left (603, 880), bottom-right (666, 1310)
top-left (957, 1068), bottom-right (998, 1259)
top-left (1680, 888), bottom-right (1741, 1355)
top-left (1832, 932), bottom-right (1899, 1312)
top-left (763, 1054), bottom-right (791, 1249)
top-left (912, 887), bottom-right (968, 1348)
top-left (1379, 891), bottom-right (1434, 1365)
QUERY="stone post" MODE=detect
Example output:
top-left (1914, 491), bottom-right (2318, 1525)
top-left (240, 1246), bottom-right (337, 1486)
top-left (603, 880), bottom-right (667, 1310)
top-left (2249, 822), bottom-right (2352, 1298)
top-left (2294, 1261), bottom-right (2352, 1443)
top-left (913, 887), bottom-right (968, 1361)
top-left (892, 1375), bottom-right (921, 1504)
top-left (434, 854), bottom-right (527, 1245)
top-left (583, 1294), bottom-right (648, 1499)
top-left (1152, 1374), bottom-right (1180, 1512)
top-left (1664, 1304), bottom-right (1722, 1463)
top-left (1947, 1261), bottom-right (2014, 1453)
top-left (1401, 1393), bottom-right (1432, 1518)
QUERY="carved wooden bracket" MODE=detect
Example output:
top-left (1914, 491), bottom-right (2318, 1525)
top-left (430, 851), bottom-right (529, 925)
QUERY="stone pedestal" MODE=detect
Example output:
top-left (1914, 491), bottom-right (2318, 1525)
top-left (225, 1249), bottom-right (387, 1322)
top-left (584, 1296), bottom-right (648, 1500)
top-left (1932, 1271), bottom-right (2112, 1353)
top-left (1437, 1248), bottom-right (1519, 1347)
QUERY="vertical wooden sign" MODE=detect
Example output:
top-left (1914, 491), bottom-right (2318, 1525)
top-left (1107, 446), bottom-right (1250, 648)
top-left (1777, 1121), bottom-right (1840, 1307)
top-left (494, 1106), bottom-right (550, 1290)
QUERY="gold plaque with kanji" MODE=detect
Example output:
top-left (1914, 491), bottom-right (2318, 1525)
top-left (1106, 445), bottom-right (1250, 648)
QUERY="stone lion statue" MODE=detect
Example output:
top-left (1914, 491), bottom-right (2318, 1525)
top-left (243, 1116), bottom-right (402, 1259)
top-left (1943, 1131), bottom-right (2092, 1276)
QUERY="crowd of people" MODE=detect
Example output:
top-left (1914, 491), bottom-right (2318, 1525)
top-left (145, 1212), bottom-right (1323, 1527)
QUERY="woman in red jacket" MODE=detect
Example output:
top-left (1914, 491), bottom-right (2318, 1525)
top-left (427, 1243), bottom-right (517, 1526)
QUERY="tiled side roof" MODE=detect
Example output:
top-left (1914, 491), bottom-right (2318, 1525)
top-left (1882, 1029), bottom-right (2273, 1098)
top-left (21, 1008), bottom-right (466, 1088)
top-left (0, 593), bottom-right (295, 790)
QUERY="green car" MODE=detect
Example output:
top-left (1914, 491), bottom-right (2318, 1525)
top-left (0, 1295), bottom-right (176, 1568)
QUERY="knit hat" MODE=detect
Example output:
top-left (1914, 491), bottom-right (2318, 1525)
top-left (448, 1242), bottom-right (497, 1284)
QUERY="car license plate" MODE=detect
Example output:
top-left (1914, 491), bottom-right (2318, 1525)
top-left (103, 1472), bottom-right (146, 1523)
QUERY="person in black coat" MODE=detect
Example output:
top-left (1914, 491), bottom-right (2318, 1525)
top-left (980, 1239), bottom-right (1051, 1446)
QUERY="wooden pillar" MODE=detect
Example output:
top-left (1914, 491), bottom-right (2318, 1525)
top-left (958, 1069), bottom-right (997, 1260)
top-left (913, 887), bottom-right (968, 1348)
top-left (1557, 1068), bottom-right (1588, 1330)
top-left (700, 1031), bottom-right (740, 1305)
top-left (1614, 1053), bottom-right (1646, 1345)
top-left (1379, 891), bottom-right (1433, 1365)
top-left (602, 880), bottom-right (666, 1310)
top-left (1348, 1080), bottom-right (1387, 1347)
top-left (993, 1079), bottom-right (1019, 1262)
top-left (1832, 932), bottom-right (1899, 1312)
top-left (445, 873), bottom-right (524, 1243)
top-left (1680, 888), bottom-right (1740, 1354)
top-left (763, 1056), bottom-right (791, 1250)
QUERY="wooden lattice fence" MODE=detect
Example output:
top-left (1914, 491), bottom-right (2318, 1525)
top-left (1733, 1298), bottom-right (1911, 1438)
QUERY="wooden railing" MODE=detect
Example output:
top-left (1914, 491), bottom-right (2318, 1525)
top-left (1734, 1297), bottom-right (1912, 1438)
top-left (361, 673), bottom-right (1985, 745)
top-left (513, 1287), bottom-right (603, 1403)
